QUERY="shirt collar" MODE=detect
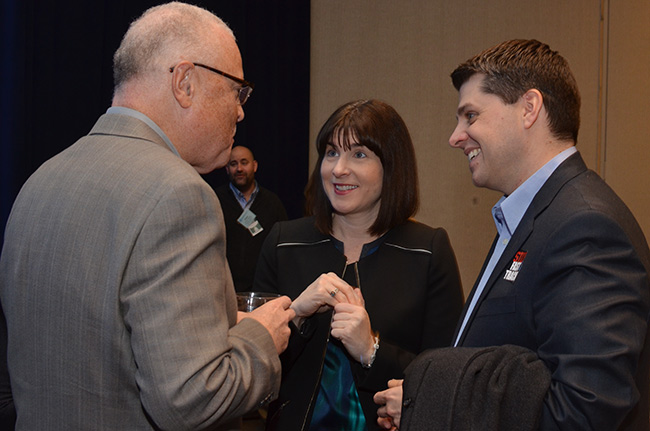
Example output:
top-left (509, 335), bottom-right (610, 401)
top-left (492, 146), bottom-right (577, 239)
top-left (106, 106), bottom-right (181, 158)
top-left (229, 181), bottom-right (259, 208)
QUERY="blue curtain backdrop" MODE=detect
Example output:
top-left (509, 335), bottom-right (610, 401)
top-left (0, 0), bottom-right (310, 248)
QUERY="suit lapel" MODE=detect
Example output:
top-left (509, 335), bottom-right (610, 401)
top-left (452, 234), bottom-right (499, 340)
top-left (455, 152), bottom-right (588, 345)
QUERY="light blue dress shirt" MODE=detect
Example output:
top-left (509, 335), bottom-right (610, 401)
top-left (229, 181), bottom-right (259, 210)
top-left (454, 146), bottom-right (577, 346)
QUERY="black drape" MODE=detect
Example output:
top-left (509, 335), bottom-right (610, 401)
top-left (0, 0), bottom-right (310, 248)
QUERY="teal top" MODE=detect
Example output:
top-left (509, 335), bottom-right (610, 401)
top-left (309, 240), bottom-right (380, 431)
top-left (309, 340), bottom-right (367, 431)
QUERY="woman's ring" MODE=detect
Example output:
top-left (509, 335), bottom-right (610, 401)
top-left (330, 288), bottom-right (339, 297)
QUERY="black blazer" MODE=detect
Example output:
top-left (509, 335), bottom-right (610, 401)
top-left (456, 152), bottom-right (650, 430)
top-left (254, 218), bottom-right (464, 431)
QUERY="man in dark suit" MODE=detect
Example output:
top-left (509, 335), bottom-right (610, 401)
top-left (0, 3), bottom-right (294, 430)
top-left (216, 145), bottom-right (287, 292)
top-left (374, 39), bottom-right (650, 430)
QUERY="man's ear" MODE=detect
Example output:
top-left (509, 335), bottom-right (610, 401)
top-left (522, 89), bottom-right (544, 129)
top-left (253, 160), bottom-right (258, 173)
top-left (170, 62), bottom-right (195, 108)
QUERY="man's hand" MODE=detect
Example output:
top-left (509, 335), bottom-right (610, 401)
top-left (374, 379), bottom-right (404, 429)
top-left (245, 296), bottom-right (295, 354)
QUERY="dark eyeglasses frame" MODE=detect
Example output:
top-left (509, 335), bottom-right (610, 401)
top-left (169, 62), bottom-right (254, 106)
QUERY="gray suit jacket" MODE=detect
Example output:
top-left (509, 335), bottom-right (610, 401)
top-left (0, 113), bottom-right (281, 430)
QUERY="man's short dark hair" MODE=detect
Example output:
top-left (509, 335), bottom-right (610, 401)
top-left (451, 39), bottom-right (581, 142)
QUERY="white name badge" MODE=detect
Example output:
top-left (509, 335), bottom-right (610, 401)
top-left (237, 208), bottom-right (264, 237)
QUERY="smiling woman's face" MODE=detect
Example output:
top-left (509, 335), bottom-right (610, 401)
top-left (320, 135), bottom-right (384, 220)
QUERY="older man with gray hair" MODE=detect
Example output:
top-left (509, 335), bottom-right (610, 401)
top-left (0, 2), bottom-right (294, 430)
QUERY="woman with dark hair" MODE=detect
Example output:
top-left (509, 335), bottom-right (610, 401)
top-left (255, 99), bottom-right (464, 431)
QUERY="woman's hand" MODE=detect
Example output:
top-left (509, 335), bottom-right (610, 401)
top-left (374, 379), bottom-right (404, 429)
top-left (290, 273), bottom-right (356, 327)
top-left (331, 288), bottom-right (376, 363)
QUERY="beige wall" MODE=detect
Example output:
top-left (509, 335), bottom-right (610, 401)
top-left (602, 2), bottom-right (650, 238)
top-left (310, 0), bottom-right (650, 296)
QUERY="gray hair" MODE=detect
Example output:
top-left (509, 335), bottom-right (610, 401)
top-left (113, 2), bottom-right (234, 90)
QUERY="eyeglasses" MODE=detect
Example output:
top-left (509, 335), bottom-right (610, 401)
top-left (169, 62), bottom-right (254, 106)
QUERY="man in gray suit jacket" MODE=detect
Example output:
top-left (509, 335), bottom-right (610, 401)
top-left (375, 39), bottom-right (650, 430)
top-left (0, 2), bottom-right (294, 430)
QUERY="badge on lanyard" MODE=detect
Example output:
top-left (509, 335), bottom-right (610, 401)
top-left (237, 208), bottom-right (263, 236)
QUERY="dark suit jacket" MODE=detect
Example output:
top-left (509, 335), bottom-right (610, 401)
top-left (401, 345), bottom-right (551, 431)
top-left (0, 113), bottom-right (281, 430)
top-left (456, 152), bottom-right (650, 430)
